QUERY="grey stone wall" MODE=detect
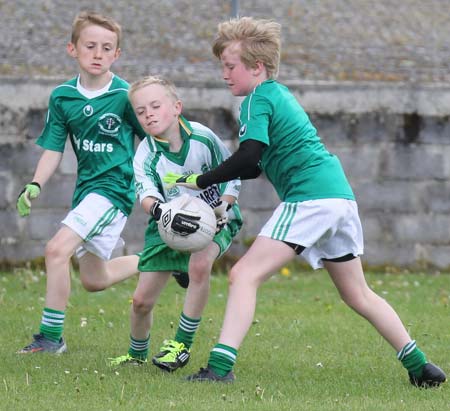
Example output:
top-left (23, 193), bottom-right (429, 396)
top-left (2, 0), bottom-right (450, 84)
top-left (2, 80), bottom-right (450, 269)
top-left (2, 0), bottom-right (450, 268)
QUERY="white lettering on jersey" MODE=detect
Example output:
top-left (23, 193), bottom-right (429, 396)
top-left (77, 139), bottom-right (114, 153)
top-left (73, 134), bottom-right (81, 150)
top-left (199, 185), bottom-right (221, 208)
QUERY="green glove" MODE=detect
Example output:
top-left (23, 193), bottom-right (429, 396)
top-left (16, 182), bottom-right (41, 217)
top-left (163, 172), bottom-right (201, 190)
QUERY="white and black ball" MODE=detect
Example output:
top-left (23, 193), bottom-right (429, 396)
top-left (157, 194), bottom-right (217, 253)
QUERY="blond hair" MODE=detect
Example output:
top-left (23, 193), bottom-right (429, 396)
top-left (129, 75), bottom-right (179, 101)
top-left (71, 10), bottom-right (122, 48)
top-left (212, 17), bottom-right (281, 79)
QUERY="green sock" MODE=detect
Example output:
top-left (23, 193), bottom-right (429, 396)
top-left (174, 312), bottom-right (201, 349)
top-left (39, 307), bottom-right (65, 342)
top-left (398, 340), bottom-right (427, 378)
top-left (208, 343), bottom-right (237, 377)
top-left (128, 334), bottom-right (150, 360)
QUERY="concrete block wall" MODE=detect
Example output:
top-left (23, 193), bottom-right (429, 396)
top-left (1, 80), bottom-right (450, 269)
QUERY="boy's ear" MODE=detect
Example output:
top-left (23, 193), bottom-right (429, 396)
top-left (66, 42), bottom-right (77, 58)
top-left (175, 100), bottom-right (183, 115)
top-left (252, 60), bottom-right (265, 76)
top-left (114, 47), bottom-right (121, 59)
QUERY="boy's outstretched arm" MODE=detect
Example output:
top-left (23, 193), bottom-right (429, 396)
top-left (164, 139), bottom-right (265, 190)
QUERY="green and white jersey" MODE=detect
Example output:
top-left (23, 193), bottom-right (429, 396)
top-left (37, 74), bottom-right (146, 216)
top-left (238, 79), bottom-right (354, 202)
top-left (134, 116), bottom-right (242, 246)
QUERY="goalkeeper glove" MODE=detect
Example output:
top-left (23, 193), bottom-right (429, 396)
top-left (214, 200), bottom-right (230, 232)
top-left (16, 182), bottom-right (41, 217)
top-left (163, 172), bottom-right (201, 190)
top-left (150, 200), bottom-right (163, 221)
top-left (151, 198), bottom-right (201, 235)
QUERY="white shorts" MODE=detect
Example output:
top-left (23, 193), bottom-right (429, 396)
top-left (259, 199), bottom-right (364, 269)
top-left (62, 193), bottom-right (127, 260)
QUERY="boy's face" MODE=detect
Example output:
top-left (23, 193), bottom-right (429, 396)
top-left (130, 84), bottom-right (182, 139)
top-left (67, 24), bottom-right (120, 77)
top-left (220, 42), bottom-right (260, 96)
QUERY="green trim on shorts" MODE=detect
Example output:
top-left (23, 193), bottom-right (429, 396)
top-left (271, 202), bottom-right (297, 241)
top-left (84, 206), bottom-right (119, 242)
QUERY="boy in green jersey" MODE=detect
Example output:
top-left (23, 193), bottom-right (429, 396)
top-left (108, 76), bottom-right (242, 371)
top-left (164, 17), bottom-right (446, 387)
top-left (16, 11), bottom-right (147, 354)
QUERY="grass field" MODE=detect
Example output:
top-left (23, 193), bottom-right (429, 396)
top-left (1, 266), bottom-right (449, 411)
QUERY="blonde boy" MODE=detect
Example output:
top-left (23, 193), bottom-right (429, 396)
top-left (109, 76), bottom-right (242, 371)
top-left (165, 17), bottom-right (446, 387)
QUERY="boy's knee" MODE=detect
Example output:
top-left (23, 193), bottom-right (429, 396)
top-left (190, 258), bottom-right (212, 275)
top-left (228, 263), bottom-right (264, 288)
top-left (45, 239), bottom-right (66, 262)
top-left (132, 295), bottom-right (154, 314)
top-left (189, 260), bottom-right (213, 283)
top-left (80, 276), bottom-right (106, 292)
top-left (187, 269), bottom-right (210, 284)
top-left (228, 265), bottom-right (241, 285)
top-left (45, 237), bottom-right (76, 268)
top-left (340, 289), bottom-right (373, 313)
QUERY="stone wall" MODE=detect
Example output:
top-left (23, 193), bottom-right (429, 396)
top-left (2, 80), bottom-right (450, 269)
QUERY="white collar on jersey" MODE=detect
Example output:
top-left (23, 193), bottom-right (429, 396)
top-left (76, 74), bottom-right (114, 99)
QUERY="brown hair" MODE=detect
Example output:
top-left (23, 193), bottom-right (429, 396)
top-left (212, 17), bottom-right (281, 79)
top-left (71, 10), bottom-right (122, 48)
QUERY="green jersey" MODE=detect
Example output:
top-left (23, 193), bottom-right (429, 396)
top-left (37, 74), bottom-right (146, 215)
top-left (134, 116), bottom-right (242, 248)
top-left (238, 79), bottom-right (354, 202)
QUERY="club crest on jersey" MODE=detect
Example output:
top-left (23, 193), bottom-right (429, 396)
top-left (98, 113), bottom-right (122, 137)
top-left (201, 164), bottom-right (210, 174)
top-left (166, 186), bottom-right (180, 198)
top-left (239, 124), bottom-right (247, 137)
top-left (83, 105), bottom-right (94, 117)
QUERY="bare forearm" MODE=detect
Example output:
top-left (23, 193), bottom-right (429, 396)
top-left (32, 150), bottom-right (63, 187)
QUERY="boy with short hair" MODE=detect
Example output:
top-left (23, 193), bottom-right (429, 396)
top-left (16, 10), bottom-right (147, 354)
top-left (108, 75), bottom-right (242, 371)
top-left (164, 17), bottom-right (446, 387)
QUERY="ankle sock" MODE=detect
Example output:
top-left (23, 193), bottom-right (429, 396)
top-left (398, 340), bottom-right (427, 378)
top-left (128, 334), bottom-right (150, 360)
top-left (39, 307), bottom-right (65, 342)
top-left (174, 312), bottom-right (201, 349)
top-left (208, 343), bottom-right (237, 377)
